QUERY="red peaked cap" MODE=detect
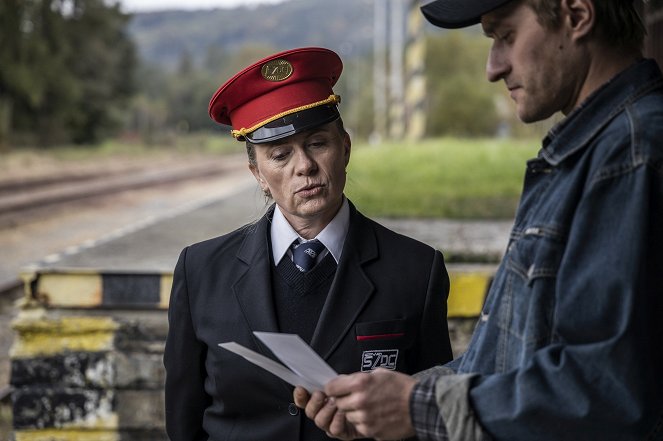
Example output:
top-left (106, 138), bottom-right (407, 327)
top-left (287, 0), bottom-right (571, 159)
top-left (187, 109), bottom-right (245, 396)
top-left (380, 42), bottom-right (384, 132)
top-left (208, 47), bottom-right (343, 143)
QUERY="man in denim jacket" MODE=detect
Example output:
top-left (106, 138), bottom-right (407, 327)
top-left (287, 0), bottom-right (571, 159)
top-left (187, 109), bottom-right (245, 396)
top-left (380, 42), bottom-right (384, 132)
top-left (295, 0), bottom-right (663, 439)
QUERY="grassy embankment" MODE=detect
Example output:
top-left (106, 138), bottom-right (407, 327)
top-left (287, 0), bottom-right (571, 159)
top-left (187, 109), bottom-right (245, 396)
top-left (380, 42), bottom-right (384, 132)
top-left (1, 135), bottom-right (538, 219)
top-left (347, 137), bottom-right (538, 219)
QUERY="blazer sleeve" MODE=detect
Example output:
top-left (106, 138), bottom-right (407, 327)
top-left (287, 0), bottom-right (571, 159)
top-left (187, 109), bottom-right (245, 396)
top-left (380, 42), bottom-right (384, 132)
top-left (409, 249), bottom-right (453, 371)
top-left (163, 247), bottom-right (210, 441)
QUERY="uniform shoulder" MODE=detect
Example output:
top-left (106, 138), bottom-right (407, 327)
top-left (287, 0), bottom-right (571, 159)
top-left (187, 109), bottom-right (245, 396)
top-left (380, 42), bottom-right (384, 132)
top-left (362, 215), bottom-right (436, 254)
top-left (184, 221), bottom-right (260, 258)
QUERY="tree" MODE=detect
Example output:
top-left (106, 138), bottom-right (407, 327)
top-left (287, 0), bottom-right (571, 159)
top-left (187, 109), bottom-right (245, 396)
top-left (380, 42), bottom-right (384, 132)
top-left (425, 31), bottom-right (501, 137)
top-left (0, 0), bottom-right (137, 147)
top-left (0, 0), bottom-right (22, 149)
top-left (62, 0), bottom-right (137, 144)
top-left (0, 0), bottom-right (59, 147)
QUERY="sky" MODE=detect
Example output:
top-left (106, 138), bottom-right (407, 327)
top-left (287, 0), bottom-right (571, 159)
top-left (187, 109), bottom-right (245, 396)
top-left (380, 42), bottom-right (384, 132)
top-left (118, 0), bottom-right (287, 13)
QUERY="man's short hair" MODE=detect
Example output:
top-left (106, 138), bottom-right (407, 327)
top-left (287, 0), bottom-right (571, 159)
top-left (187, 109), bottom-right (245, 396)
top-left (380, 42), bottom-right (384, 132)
top-left (527, 0), bottom-right (646, 50)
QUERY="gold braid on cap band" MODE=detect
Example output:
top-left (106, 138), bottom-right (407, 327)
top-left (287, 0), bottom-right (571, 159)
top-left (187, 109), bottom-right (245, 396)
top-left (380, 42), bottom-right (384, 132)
top-left (231, 94), bottom-right (341, 140)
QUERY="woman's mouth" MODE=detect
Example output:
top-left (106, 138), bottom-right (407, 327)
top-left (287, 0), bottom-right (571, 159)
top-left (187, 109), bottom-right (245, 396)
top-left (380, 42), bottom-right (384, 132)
top-left (296, 184), bottom-right (324, 197)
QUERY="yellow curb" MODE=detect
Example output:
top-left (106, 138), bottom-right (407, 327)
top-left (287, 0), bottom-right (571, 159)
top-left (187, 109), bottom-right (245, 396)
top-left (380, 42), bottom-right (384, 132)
top-left (10, 316), bottom-right (118, 358)
top-left (447, 271), bottom-right (491, 318)
top-left (34, 271), bottom-right (102, 308)
top-left (160, 273), bottom-right (173, 308)
top-left (15, 430), bottom-right (119, 441)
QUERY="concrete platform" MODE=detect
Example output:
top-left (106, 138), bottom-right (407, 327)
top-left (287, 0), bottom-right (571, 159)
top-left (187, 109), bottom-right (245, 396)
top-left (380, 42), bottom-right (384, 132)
top-left (26, 182), bottom-right (511, 274)
top-left (20, 181), bottom-right (513, 316)
top-left (19, 181), bottom-right (513, 318)
top-left (5, 180), bottom-right (514, 436)
top-left (29, 179), bottom-right (265, 274)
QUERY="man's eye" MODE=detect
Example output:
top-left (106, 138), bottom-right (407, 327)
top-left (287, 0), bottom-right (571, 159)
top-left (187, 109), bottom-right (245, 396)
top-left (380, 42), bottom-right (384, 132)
top-left (498, 31), bottom-right (513, 42)
top-left (485, 30), bottom-right (511, 43)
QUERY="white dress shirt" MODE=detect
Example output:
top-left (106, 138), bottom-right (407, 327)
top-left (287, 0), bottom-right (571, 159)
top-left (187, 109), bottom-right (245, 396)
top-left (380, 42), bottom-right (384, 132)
top-left (270, 197), bottom-right (350, 267)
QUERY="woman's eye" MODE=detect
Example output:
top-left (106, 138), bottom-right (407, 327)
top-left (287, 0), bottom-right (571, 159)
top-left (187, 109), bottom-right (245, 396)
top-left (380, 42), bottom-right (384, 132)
top-left (271, 151), bottom-right (289, 161)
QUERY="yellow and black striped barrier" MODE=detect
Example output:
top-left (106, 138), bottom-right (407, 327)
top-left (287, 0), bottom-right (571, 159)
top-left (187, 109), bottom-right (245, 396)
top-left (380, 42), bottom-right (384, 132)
top-left (447, 265), bottom-right (493, 318)
top-left (9, 265), bottom-right (493, 440)
top-left (16, 266), bottom-right (490, 316)
top-left (11, 269), bottom-right (169, 441)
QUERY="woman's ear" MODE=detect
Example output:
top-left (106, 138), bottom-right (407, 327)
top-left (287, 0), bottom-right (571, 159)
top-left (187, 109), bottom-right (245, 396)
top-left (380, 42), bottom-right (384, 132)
top-left (343, 132), bottom-right (351, 167)
top-left (249, 163), bottom-right (267, 191)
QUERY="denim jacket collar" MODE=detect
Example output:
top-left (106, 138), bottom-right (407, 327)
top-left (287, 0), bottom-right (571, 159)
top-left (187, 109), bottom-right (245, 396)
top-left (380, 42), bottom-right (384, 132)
top-left (541, 59), bottom-right (663, 166)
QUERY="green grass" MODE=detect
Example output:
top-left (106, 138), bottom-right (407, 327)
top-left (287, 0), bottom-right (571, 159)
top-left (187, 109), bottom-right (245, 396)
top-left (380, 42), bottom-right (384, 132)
top-left (0, 133), bottom-right (245, 178)
top-left (49, 132), bottom-right (243, 158)
top-left (346, 137), bottom-right (539, 219)
top-left (1, 132), bottom-right (243, 160)
top-left (2, 135), bottom-right (539, 219)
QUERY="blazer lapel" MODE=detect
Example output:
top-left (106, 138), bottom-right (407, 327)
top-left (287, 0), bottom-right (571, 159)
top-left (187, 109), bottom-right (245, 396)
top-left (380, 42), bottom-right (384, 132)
top-left (232, 209), bottom-right (298, 398)
top-left (310, 205), bottom-right (378, 360)
top-left (232, 209), bottom-right (280, 337)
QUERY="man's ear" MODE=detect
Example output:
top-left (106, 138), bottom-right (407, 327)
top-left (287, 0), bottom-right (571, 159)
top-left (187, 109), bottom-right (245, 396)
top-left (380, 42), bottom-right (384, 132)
top-left (561, 0), bottom-right (594, 41)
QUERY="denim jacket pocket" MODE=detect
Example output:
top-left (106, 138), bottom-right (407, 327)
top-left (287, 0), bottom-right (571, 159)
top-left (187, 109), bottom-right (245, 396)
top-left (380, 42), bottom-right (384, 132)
top-left (496, 225), bottom-right (566, 369)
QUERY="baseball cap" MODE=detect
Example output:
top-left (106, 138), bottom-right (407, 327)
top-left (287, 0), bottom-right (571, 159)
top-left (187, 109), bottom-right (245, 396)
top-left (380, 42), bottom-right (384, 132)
top-left (421, 0), bottom-right (515, 28)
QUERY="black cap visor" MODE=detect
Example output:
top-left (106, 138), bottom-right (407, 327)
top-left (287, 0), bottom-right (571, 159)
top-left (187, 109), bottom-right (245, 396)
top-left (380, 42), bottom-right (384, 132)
top-left (421, 0), bottom-right (514, 29)
top-left (244, 105), bottom-right (340, 144)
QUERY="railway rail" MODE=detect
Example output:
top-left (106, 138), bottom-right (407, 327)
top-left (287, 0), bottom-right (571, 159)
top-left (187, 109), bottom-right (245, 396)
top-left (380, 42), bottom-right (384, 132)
top-left (0, 153), bottom-right (249, 296)
top-left (0, 280), bottom-right (21, 298)
top-left (0, 155), bottom-right (246, 227)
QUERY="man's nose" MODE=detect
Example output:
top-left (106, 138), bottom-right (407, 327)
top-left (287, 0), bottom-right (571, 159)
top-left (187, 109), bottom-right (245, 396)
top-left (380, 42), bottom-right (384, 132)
top-left (486, 45), bottom-right (508, 83)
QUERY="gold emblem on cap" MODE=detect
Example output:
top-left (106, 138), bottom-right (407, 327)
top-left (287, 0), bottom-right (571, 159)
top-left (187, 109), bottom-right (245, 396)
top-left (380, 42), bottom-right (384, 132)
top-left (261, 58), bottom-right (294, 82)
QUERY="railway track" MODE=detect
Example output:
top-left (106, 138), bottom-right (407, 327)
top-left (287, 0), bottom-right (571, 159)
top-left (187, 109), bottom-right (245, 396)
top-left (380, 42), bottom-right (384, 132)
top-left (0, 153), bottom-right (249, 296)
top-left (0, 280), bottom-right (22, 298)
top-left (0, 154), bottom-right (246, 228)
top-left (0, 155), bottom-right (256, 431)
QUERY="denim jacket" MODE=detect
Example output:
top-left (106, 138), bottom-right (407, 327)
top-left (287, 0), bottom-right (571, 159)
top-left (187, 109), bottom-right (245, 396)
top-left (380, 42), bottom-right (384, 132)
top-left (412, 59), bottom-right (663, 441)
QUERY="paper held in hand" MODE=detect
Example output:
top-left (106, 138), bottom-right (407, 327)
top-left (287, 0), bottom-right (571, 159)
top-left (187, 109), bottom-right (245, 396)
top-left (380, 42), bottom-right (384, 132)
top-left (219, 331), bottom-right (338, 392)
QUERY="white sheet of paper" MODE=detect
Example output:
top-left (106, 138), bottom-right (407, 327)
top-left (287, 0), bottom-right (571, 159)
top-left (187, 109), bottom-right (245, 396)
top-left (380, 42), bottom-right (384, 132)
top-left (253, 331), bottom-right (338, 389)
top-left (218, 342), bottom-right (320, 391)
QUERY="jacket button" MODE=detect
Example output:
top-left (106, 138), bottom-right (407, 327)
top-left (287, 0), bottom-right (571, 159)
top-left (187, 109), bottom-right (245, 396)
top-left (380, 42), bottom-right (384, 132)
top-left (288, 402), bottom-right (299, 416)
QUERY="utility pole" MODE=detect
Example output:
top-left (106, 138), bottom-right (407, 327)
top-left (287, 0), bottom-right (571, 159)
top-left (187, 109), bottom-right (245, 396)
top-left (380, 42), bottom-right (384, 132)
top-left (373, 0), bottom-right (426, 142)
top-left (388, 0), bottom-right (405, 140)
top-left (371, 0), bottom-right (388, 144)
top-left (404, 0), bottom-right (427, 141)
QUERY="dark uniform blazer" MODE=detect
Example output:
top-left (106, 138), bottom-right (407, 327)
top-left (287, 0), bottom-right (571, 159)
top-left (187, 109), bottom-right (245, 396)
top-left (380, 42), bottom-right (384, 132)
top-left (164, 201), bottom-right (452, 441)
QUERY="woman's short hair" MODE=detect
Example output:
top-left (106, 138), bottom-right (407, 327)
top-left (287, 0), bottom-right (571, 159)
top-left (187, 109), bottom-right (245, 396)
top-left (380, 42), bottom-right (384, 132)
top-left (245, 117), bottom-right (347, 167)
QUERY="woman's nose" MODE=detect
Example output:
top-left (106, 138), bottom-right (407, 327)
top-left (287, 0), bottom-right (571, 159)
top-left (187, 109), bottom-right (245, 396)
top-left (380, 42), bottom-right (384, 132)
top-left (294, 148), bottom-right (317, 175)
